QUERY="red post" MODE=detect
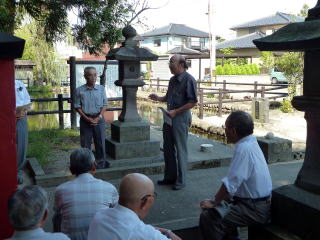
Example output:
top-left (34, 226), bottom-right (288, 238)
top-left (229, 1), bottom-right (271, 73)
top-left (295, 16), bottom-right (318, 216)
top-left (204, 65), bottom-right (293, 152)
top-left (0, 33), bottom-right (25, 238)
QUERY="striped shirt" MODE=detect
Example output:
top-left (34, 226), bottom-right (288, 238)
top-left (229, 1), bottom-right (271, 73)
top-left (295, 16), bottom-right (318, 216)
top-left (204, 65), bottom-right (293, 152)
top-left (74, 84), bottom-right (107, 115)
top-left (53, 173), bottom-right (118, 240)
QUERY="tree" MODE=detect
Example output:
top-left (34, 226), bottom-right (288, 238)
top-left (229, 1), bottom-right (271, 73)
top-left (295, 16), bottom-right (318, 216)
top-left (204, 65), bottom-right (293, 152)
top-left (0, 0), bottom-right (154, 55)
top-left (299, 4), bottom-right (309, 17)
top-left (275, 52), bottom-right (304, 98)
top-left (259, 51), bottom-right (275, 72)
top-left (15, 19), bottom-right (67, 86)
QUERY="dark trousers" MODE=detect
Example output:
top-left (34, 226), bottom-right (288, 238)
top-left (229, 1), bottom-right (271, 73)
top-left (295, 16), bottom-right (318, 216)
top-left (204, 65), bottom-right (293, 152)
top-left (16, 116), bottom-right (28, 183)
top-left (80, 117), bottom-right (108, 168)
top-left (163, 110), bottom-right (191, 186)
top-left (199, 198), bottom-right (271, 240)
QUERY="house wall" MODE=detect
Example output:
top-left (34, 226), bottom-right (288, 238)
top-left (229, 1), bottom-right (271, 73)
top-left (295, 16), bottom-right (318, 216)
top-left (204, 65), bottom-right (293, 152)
top-left (141, 36), bottom-right (171, 54)
top-left (236, 24), bottom-right (287, 37)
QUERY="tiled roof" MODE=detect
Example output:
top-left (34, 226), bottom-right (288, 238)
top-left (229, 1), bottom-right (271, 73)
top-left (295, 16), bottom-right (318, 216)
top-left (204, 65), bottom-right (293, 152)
top-left (216, 32), bottom-right (266, 49)
top-left (167, 46), bottom-right (201, 55)
top-left (142, 23), bottom-right (209, 38)
top-left (231, 12), bottom-right (304, 30)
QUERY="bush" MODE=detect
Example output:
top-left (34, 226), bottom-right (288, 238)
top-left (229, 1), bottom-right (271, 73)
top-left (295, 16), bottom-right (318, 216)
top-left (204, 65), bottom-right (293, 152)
top-left (280, 98), bottom-right (294, 113)
top-left (215, 64), bottom-right (260, 75)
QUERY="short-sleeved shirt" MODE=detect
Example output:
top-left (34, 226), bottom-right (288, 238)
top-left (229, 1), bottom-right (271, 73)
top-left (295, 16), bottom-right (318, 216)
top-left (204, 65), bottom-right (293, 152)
top-left (7, 228), bottom-right (70, 240)
top-left (15, 80), bottom-right (31, 107)
top-left (75, 84), bottom-right (107, 115)
top-left (221, 135), bottom-right (272, 199)
top-left (87, 204), bottom-right (169, 240)
top-left (164, 71), bottom-right (197, 110)
top-left (54, 173), bottom-right (119, 240)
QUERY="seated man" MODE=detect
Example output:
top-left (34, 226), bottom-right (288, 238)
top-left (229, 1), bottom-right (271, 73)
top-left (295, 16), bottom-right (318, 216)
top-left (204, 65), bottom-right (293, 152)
top-left (88, 173), bottom-right (182, 240)
top-left (199, 111), bottom-right (272, 240)
top-left (7, 185), bottom-right (70, 240)
top-left (53, 148), bottom-right (118, 240)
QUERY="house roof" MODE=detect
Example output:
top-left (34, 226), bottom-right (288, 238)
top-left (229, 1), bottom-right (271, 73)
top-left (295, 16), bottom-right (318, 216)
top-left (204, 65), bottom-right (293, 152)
top-left (216, 32), bottom-right (266, 49)
top-left (142, 23), bottom-right (209, 38)
top-left (167, 46), bottom-right (201, 55)
top-left (231, 12), bottom-right (304, 30)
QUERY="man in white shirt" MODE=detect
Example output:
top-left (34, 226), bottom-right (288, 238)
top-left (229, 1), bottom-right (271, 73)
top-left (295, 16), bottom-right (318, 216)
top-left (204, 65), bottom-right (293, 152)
top-left (15, 80), bottom-right (31, 184)
top-left (199, 111), bottom-right (272, 240)
top-left (53, 148), bottom-right (118, 240)
top-left (6, 185), bottom-right (70, 240)
top-left (88, 173), bottom-right (182, 240)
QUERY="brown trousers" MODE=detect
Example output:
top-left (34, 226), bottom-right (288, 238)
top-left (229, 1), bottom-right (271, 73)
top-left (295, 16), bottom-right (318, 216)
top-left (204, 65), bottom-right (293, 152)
top-left (199, 198), bottom-right (271, 240)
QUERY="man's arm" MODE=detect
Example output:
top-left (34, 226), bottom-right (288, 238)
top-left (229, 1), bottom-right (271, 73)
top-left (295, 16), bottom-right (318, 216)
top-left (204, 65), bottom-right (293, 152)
top-left (200, 183), bottom-right (229, 209)
top-left (148, 93), bottom-right (166, 102)
top-left (167, 102), bottom-right (196, 118)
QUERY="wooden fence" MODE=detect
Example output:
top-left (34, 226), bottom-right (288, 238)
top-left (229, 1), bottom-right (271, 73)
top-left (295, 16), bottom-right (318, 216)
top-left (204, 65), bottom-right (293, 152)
top-left (142, 78), bottom-right (288, 119)
top-left (28, 94), bottom-right (122, 129)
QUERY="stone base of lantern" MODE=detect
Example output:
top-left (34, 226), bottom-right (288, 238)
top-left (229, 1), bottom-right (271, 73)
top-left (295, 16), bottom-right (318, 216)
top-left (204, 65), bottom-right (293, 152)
top-left (248, 184), bottom-right (320, 239)
top-left (106, 120), bottom-right (160, 160)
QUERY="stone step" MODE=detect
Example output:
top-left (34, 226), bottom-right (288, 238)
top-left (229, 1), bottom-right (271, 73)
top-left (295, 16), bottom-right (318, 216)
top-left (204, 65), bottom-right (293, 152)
top-left (248, 224), bottom-right (303, 240)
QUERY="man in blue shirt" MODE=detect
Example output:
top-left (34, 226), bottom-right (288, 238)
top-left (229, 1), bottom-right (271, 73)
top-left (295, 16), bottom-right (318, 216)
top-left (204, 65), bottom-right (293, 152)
top-left (75, 67), bottom-right (109, 169)
top-left (149, 54), bottom-right (197, 190)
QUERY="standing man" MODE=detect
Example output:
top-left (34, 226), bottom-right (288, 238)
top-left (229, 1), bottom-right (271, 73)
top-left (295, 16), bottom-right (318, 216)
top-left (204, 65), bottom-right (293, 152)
top-left (199, 111), bottom-right (272, 240)
top-left (149, 54), bottom-right (197, 190)
top-left (75, 66), bottom-right (109, 169)
top-left (15, 80), bottom-right (31, 184)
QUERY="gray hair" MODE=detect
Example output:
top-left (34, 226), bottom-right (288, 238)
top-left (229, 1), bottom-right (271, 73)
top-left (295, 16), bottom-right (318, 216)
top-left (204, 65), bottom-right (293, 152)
top-left (84, 66), bottom-right (96, 75)
top-left (8, 185), bottom-right (48, 230)
top-left (69, 148), bottom-right (95, 175)
top-left (227, 111), bottom-right (254, 138)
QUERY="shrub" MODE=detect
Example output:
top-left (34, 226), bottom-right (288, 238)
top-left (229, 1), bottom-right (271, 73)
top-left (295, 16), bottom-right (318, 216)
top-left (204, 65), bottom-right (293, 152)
top-left (280, 98), bottom-right (294, 113)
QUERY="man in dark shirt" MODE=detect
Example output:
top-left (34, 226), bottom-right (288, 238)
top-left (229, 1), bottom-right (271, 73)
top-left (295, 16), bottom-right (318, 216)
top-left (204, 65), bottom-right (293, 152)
top-left (149, 54), bottom-right (198, 190)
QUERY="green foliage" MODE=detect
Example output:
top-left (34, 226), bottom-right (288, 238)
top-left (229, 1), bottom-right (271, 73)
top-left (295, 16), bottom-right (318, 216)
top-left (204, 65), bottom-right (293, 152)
top-left (27, 128), bottom-right (79, 166)
top-left (220, 47), bottom-right (234, 55)
top-left (215, 64), bottom-right (260, 75)
top-left (1, 0), bottom-right (148, 55)
top-left (298, 4), bottom-right (309, 17)
top-left (27, 85), bottom-right (53, 92)
top-left (259, 51), bottom-right (275, 72)
top-left (15, 19), bottom-right (67, 86)
top-left (280, 98), bottom-right (294, 113)
top-left (275, 52), bottom-right (304, 97)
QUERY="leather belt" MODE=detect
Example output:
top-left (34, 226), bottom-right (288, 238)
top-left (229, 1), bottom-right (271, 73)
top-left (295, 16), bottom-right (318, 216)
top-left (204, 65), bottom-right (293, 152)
top-left (233, 196), bottom-right (270, 202)
top-left (85, 113), bottom-right (100, 118)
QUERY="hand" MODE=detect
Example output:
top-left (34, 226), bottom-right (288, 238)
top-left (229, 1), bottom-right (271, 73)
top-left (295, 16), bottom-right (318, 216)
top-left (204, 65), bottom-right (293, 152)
top-left (167, 109), bottom-right (177, 118)
top-left (90, 117), bottom-right (100, 126)
top-left (16, 110), bottom-right (26, 120)
top-left (148, 93), bottom-right (158, 101)
top-left (156, 228), bottom-right (182, 240)
top-left (200, 199), bottom-right (216, 209)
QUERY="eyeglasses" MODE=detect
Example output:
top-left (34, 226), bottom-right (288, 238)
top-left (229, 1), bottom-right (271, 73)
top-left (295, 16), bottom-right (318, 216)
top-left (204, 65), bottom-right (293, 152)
top-left (141, 192), bottom-right (157, 201)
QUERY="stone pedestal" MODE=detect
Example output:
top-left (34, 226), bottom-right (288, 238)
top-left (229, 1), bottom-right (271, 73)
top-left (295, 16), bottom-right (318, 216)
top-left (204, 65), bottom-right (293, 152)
top-left (106, 121), bottom-right (160, 159)
top-left (257, 137), bottom-right (292, 163)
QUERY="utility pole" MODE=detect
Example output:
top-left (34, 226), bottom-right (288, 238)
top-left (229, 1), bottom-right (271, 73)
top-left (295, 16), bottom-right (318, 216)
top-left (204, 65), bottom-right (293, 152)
top-left (208, 0), bottom-right (216, 85)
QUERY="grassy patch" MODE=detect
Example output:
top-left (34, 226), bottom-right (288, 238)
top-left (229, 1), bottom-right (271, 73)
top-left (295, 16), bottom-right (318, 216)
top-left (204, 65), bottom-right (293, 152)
top-left (27, 128), bottom-right (79, 166)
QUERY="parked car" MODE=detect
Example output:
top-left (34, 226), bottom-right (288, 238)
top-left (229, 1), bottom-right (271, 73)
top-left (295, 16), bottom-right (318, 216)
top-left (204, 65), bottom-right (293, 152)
top-left (203, 74), bottom-right (211, 81)
top-left (270, 68), bottom-right (288, 84)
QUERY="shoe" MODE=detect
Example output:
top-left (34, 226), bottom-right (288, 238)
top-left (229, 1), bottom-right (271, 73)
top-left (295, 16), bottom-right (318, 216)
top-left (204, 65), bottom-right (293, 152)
top-left (157, 179), bottom-right (175, 185)
top-left (172, 184), bottom-right (185, 190)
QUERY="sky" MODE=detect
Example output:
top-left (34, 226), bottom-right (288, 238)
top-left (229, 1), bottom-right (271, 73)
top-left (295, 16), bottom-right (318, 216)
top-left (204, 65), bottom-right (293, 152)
top-left (135, 0), bottom-right (318, 39)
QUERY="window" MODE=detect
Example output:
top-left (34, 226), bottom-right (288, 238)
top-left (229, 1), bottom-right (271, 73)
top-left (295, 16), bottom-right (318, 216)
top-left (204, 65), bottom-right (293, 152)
top-left (154, 39), bottom-right (161, 47)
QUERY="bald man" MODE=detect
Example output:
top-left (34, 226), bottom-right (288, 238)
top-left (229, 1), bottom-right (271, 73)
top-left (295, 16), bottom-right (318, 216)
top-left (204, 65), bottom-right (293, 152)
top-left (149, 54), bottom-right (198, 190)
top-left (87, 173), bottom-right (182, 240)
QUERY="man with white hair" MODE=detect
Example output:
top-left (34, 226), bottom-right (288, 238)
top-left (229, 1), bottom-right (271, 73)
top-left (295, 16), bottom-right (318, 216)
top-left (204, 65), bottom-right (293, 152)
top-left (88, 173), bottom-right (182, 240)
top-left (53, 148), bottom-right (118, 240)
top-left (6, 185), bottom-right (70, 240)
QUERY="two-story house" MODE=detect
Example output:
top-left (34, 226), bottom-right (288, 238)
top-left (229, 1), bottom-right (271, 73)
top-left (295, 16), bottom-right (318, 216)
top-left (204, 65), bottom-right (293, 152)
top-left (140, 23), bottom-right (209, 54)
top-left (216, 12), bottom-right (304, 63)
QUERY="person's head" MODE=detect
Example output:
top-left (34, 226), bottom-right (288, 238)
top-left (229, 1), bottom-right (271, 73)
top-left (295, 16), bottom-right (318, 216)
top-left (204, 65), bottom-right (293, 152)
top-left (69, 148), bottom-right (96, 176)
top-left (84, 66), bottom-right (97, 87)
top-left (8, 185), bottom-right (48, 230)
top-left (169, 54), bottom-right (188, 76)
top-left (225, 111), bottom-right (254, 143)
top-left (119, 173), bottom-right (156, 219)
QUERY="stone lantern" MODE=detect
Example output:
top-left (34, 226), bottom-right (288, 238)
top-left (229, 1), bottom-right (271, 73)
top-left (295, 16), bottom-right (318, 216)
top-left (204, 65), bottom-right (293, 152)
top-left (106, 25), bottom-right (160, 160)
top-left (250, 1), bottom-right (320, 238)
